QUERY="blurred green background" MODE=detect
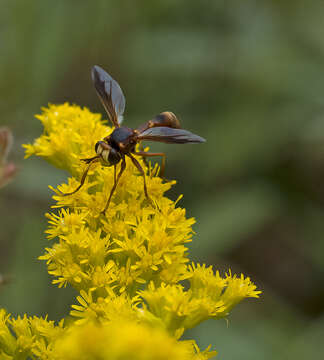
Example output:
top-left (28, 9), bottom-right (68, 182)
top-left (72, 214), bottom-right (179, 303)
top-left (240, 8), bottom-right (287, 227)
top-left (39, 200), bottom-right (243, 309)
top-left (1, 1), bottom-right (324, 358)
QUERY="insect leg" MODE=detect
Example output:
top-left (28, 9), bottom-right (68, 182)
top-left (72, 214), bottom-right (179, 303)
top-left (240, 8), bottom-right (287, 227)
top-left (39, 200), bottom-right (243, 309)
top-left (60, 157), bottom-right (99, 196)
top-left (128, 153), bottom-right (154, 206)
top-left (114, 162), bottom-right (117, 184)
top-left (81, 155), bottom-right (100, 164)
top-left (137, 143), bottom-right (149, 168)
top-left (132, 151), bottom-right (166, 177)
top-left (102, 159), bottom-right (126, 214)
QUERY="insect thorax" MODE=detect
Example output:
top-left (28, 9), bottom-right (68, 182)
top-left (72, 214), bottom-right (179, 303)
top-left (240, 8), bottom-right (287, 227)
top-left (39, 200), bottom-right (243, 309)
top-left (110, 127), bottom-right (134, 144)
top-left (109, 127), bottom-right (136, 153)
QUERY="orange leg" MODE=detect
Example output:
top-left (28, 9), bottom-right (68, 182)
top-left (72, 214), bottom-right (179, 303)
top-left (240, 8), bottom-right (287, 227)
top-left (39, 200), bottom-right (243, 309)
top-left (132, 151), bottom-right (166, 177)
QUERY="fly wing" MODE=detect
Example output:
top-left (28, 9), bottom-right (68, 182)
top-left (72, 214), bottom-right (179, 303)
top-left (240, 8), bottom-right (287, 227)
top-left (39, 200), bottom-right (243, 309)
top-left (91, 65), bottom-right (126, 127)
top-left (137, 127), bottom-right (206, 144)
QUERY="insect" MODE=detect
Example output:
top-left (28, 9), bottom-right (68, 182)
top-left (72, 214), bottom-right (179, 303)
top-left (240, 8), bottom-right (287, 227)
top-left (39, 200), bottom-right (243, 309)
top-left (61, 65), bottom-right (206, 214)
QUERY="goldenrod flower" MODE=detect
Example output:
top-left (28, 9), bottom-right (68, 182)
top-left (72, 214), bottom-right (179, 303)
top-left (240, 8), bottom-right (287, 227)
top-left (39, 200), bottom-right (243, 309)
top-left (23, 103), bottom-right (108, 175)
top-left (0, 309), bottom-right (64, 359)
top-left (52, 320), bottom-right (217, 360)
top-left (0, 103), bottom-right (263, 359)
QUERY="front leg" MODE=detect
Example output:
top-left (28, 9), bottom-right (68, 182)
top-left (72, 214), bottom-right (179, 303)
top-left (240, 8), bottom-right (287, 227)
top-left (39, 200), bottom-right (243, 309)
top-left (102, 158), bottom-right (126, 214)
top-left (60, 156), bottom-right (99, 196)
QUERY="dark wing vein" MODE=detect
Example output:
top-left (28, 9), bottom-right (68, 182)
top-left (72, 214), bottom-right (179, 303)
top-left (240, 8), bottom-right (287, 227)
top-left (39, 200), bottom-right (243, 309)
top-left (137, 127), bottom-right (206, 144)
top-left (91, 65), bottom-right (126, 127)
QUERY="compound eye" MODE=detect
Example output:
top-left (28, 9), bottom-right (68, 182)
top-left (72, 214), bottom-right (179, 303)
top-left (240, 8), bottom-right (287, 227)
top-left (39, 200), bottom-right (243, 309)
top-left (108, 148), bottom-right (121, 165)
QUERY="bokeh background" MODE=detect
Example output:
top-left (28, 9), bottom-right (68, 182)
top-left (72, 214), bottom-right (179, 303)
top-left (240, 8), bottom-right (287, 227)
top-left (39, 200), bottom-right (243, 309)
top-left (1, 1), bottom-right (324, 358)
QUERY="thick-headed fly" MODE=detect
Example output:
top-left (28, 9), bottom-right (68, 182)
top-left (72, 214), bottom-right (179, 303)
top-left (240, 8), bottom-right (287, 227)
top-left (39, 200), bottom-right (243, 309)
top-left (61, 65), bottom-right (206, 214)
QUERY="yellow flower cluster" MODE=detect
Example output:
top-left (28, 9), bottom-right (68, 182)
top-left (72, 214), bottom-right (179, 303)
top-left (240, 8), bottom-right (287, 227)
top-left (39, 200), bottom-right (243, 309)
top-left (53, 321), bottom-right (211, 360)
top-left (0, 104), bottom-right (261, 359)
top-left (0, 308), bottom-right (64, 359)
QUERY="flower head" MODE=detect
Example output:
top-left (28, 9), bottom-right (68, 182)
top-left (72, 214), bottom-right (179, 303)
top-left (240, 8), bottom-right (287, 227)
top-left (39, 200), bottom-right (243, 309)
top-left (16, 103), bottom-right (262, 358)
top-left (0, 310), bottom-right (64, 359)
top-left (52, 320), bottom-right (216, 360)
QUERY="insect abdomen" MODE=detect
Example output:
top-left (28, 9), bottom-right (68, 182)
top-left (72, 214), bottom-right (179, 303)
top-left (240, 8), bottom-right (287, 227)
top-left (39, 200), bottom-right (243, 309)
top-left (136, 112), bottom-right (181, 133)
top-left (150, 112), bottom-right (181, 129)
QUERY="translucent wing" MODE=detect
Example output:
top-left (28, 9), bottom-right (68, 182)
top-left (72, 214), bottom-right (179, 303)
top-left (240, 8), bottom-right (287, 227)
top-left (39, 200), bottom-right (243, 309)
top-left (137, 127), bottom-right (206, 144)
top-left (91, 65), bottom-right (126, 127)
